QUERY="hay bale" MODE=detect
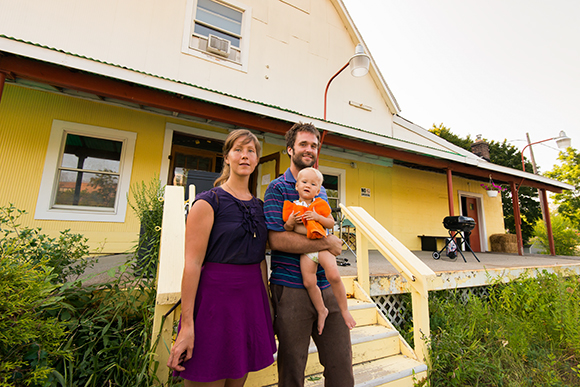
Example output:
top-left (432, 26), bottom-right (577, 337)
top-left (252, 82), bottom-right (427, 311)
top-left (489, 233), bottom-right (518, 254)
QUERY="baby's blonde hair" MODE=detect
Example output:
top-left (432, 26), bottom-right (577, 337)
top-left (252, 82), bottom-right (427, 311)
top-left (296, 167), bottom-right (324, 186)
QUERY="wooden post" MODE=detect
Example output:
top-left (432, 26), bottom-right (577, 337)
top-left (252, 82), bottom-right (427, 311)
top-left (355, 233), bottom-right (370, 294)
top-left (151, 185), bottom-right (187, 384)
top-left (510, 181), bottom-right (524, 255)
top-left (446, 169), bottom-right (455, 216)
top-left (411, 284), bottom-right (431, 365)
top-left (540, 189), bottom-right (556, 255)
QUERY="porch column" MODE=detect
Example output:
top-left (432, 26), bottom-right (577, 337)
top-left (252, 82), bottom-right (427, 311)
top-left (446, 169), bottom-right (454, 216)
top-left (510, 181), bottom-right (524, 255)
top-left (540, 189), bottom-right (556, 255)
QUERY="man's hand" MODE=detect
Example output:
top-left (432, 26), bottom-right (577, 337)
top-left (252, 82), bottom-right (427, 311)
top-left (323, 234), bottom-right (343, 256)
top-left (269, 231), bottom-right (343, 256)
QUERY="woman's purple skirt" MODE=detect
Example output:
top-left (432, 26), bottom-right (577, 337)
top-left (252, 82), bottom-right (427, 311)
top-left (174, 262), bottom-right (276, 382)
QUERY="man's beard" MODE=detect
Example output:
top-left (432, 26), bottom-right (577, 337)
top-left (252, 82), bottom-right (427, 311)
top-left (291, 150), bottom-right (316, 170)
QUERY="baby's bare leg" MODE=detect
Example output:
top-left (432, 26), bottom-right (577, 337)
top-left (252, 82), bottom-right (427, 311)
top-left (317, 250), bottom-right (356, 330)
top-left (300, 254), bottom-right (328, 335)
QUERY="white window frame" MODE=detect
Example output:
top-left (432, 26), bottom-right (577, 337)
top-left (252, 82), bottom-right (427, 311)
top-left (35, 120), bottom-right (136, 222)
top-left (318, 166), bottom-right (347, 206)
top-left (181, 0), bottom-right (252, 72)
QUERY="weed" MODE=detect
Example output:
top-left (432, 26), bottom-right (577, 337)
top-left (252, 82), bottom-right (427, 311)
top-left (426, 271), bottom-right (580, 386)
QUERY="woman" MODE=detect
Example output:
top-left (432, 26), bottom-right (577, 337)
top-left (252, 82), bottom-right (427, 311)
top-left (167, 129), bottom-right (276, 387)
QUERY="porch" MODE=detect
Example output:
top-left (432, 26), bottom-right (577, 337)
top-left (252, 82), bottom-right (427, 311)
top-left (336, 249), bottom-right (580, 296)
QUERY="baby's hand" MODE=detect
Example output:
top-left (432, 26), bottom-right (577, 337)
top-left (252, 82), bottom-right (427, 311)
top-left (302, 210), bottom-right (319, 222)
top-left (286, 211), bottom-right (300, 227)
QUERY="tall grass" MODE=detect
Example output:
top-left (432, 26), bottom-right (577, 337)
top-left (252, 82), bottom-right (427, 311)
top-left (425, 271), bottom-right (580, 386)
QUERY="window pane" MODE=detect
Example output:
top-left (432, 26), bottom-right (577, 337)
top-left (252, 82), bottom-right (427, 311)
top-left (55, 170), bottom-right (118, 208)
top-left (194, 23), bottom-right (240, 47)
top-left (323, 174), bottom-right (339, 191)
top-left (328, 198), bottom-right (338, 209)
top-left (174, 152), bottom-right (213, 172)
top-left (61, 134), bottom-right (122, 173)
top-left (197, 0), bottom-right (242, 35)
top-left (325, 189), bottom-right (339, 199)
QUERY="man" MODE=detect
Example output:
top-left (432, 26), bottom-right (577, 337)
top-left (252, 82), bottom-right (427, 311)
top-left (264, 122), bottom-right (354, 386)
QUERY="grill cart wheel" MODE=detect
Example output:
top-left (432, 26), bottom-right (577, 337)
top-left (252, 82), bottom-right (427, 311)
top-left (432, 251), bottom-right (440, 260)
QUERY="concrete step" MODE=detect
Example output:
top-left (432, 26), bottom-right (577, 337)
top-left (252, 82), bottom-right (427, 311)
top-left (303, 354), bottom-right (428, 387)
top-left (248, 324), bottom-right (401, 386)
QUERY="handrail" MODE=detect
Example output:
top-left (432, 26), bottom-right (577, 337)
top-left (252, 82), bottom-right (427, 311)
top-left (339, 204), bottom-right (435, 364)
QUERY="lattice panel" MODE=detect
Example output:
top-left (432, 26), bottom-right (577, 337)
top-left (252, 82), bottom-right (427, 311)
top-left (372, 286), bottom-right (491, 326)
top-left (455, 286), bottom-right (490, 304)
top-left (372, 294), bottom-right (409, 327)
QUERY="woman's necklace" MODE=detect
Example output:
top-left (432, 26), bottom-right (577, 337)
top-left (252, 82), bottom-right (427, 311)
top-left (223, 182), bottom-right (250, 201)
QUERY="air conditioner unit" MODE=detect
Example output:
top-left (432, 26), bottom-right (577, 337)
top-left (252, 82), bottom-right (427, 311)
top-left (207, 34), bottom-right (231, 57)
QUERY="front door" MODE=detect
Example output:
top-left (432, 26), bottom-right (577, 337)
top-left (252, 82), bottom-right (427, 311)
top-left (464, 197), bottom-right (481, 252)
top-left (168, 132), bottom-right (223, 198)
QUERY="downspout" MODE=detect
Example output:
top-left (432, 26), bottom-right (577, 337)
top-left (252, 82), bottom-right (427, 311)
top-left (540, 189), bottom-right (556, 255)
top-left (446, 169), bottom-right (454, 216)
top-left (510, 181), bottom-right (524, 255)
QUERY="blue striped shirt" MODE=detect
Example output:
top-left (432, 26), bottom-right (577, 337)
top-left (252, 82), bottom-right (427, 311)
top-left (264, 168), bottom-right (330, 289)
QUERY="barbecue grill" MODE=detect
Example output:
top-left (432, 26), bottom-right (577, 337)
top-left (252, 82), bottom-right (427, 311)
top-left (432, 216), bottom-right (480, 262)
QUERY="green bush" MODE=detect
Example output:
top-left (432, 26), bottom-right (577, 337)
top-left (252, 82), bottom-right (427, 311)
top-left (428, 271), bottom-right (580, 386)
top-left (128, 178), bottom-right (165, 278)
top-left (0, 206), bottom-right (70, 386)
top-left (531, 215), bottom-right (580, 256)
top-left (0, 203), bottom-right (161, 386)
top-left (1, 205), bottom-right (92, 284)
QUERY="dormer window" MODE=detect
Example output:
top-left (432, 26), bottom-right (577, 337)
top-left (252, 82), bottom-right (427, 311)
top-left (182, 0), bottom-right (251, 71)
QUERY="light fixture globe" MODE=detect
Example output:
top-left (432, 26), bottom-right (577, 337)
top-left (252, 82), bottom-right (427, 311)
top-left (349, 44), bottom-right (370, 77)
top-left (555, 130), bottom-right (572, 149)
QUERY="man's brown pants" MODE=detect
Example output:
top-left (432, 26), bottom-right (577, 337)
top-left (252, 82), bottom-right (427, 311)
top-left (270, 284), bottom-right (354, 387)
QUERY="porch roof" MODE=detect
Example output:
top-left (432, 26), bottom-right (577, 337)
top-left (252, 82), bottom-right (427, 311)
top-left (0, 36), bottom-right (573, 193)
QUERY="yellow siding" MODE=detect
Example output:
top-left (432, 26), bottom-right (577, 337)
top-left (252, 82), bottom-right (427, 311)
top-left (1, 85), bottom-right (169, 253)
top-left (0, 84), bottom-right (506, 254)
top-left (253, 142), bottom-right (505, 252)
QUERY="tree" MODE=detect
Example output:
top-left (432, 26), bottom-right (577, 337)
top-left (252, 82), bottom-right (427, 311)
top-left (531, 215), bottom-right (580, 256)
top-left (430, 123), bottom-right (474, 150)
top-left (487, 139), bottom-right (542, 244)
top-left (544, 148), bottom-right (580, 229)
top-left (429, 124), bottom-right (542, 244)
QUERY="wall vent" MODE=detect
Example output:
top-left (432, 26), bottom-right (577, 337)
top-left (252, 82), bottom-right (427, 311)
top-left (207, 34), bottom-right (231, 57)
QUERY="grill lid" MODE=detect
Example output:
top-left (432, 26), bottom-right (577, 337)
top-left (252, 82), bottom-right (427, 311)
top-left (443, 216), bottom-right (475, 232)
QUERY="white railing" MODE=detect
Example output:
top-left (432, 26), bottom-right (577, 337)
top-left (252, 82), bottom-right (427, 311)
top-left (339, 204), bottom-right (436, 363)
top-left (150, 185), bottom-right (193, 384)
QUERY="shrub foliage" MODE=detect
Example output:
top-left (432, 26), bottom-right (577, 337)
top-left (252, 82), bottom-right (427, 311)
top-left (428, 271), bottom-right (580, 386)
top-left (0, 200), bottom-right (161, 386)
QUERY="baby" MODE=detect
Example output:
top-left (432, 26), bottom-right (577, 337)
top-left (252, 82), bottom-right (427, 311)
top-left (283, 167), bottom-right (356, 335)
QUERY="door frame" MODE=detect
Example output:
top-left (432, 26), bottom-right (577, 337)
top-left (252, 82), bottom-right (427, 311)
top-left (318, 165), bottom-right (347, 207)
top-left (160, 123), bottom-right (229, 185)
top-left (457, 190), bottom-right (488, 252)
top-left (252, 152), bottom-right (280, 198)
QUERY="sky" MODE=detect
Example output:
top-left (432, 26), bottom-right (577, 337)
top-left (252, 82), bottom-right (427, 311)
top-left (342, 0), bottom-right (579, 174)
